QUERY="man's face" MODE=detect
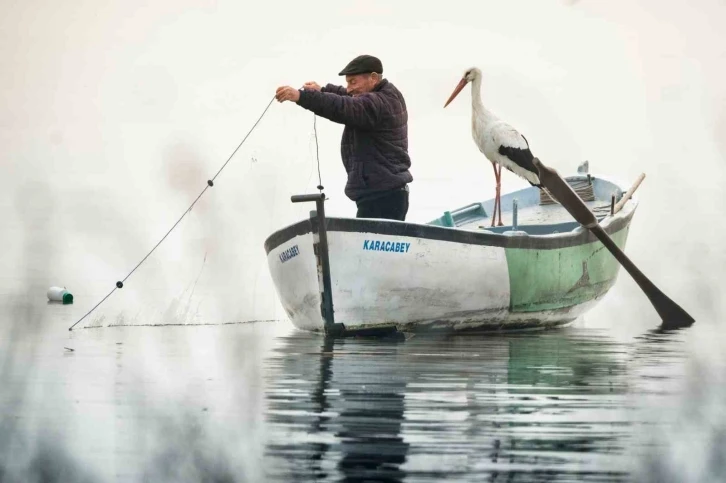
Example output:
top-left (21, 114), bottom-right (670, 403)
top-left (345, 73), bottom-right (378, 96)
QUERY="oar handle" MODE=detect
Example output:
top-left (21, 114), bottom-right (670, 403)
top-left (532, 158), bottom-right (598, 228)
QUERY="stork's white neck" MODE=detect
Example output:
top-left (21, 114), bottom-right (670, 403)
top-left (471, 75), bottom-right (497, 126)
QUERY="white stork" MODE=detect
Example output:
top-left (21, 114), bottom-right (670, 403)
top-left (444, 67), bottom-right (543, 227)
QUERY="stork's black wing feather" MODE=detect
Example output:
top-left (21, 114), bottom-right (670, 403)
top-left (498, 144), bottom-right (541, 187)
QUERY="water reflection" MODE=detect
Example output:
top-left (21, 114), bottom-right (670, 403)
top-left (263, 328), bottom-right (651, 482)
top-left (265, 335), bottom-right (409, 481)
top-left (0, 303), bottom-right (702, 482)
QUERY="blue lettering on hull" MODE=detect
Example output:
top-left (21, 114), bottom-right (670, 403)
top-left (362, 240), bottom-right (411, 253)
top-left (279, 244), bottom-right (300, 263)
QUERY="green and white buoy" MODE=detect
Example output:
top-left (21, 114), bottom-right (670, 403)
top-left (47, 286), bottom-right (73, 304)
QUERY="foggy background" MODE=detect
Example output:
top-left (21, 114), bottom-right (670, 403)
top-left (1, 0), bottom-right (725, 481)
top-left (2, 0), bottom-right (725, 324)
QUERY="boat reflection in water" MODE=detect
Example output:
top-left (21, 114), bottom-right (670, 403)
top-left (265, 333), bottom-right (409, 481)
top-left (263, 328), bottom-right (669, 481)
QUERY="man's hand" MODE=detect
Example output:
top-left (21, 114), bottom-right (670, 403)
top-left (303, 81), bottom-right (322, 91)
top-left (275, 86), bottom-right (300, 103)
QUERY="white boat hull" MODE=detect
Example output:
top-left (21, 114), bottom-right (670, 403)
top-left (265, 176), bottom-right (636, 333)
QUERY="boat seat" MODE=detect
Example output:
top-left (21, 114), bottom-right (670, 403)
top-left (435, 202), bottom-right (488, 228)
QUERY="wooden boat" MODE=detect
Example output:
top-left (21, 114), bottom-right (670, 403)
top-left (263, 170), bottom-right (637, 334)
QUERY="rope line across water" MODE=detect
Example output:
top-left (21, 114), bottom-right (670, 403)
top-left (68, 96), bottom-right (276, 331)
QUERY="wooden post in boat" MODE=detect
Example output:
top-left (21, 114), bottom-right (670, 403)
top-left (512, 199), bottom-right (518, 230)
top-left (613, 173), bottom-right (646, 215)
top-left (291, 192), bottom-right (344, 337)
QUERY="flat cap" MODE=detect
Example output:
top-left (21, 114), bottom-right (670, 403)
top-left (338, 54), bottom-right (383, 76)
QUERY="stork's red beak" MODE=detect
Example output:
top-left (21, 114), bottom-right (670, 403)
top-left (444, 78), bottom-right (468, 107)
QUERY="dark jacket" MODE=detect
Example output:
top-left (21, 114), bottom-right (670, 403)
top-left (296, 79), bottom-right (413, 201)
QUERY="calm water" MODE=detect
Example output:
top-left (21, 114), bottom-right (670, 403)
top-left (2, 295), bottom-right (724, 482)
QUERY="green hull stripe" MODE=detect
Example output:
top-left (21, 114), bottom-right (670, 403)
top-left (505, 227), bottom-right (630, 312)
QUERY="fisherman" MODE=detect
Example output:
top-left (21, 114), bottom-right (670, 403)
top-left (275, 54), bottom-right (413, 221)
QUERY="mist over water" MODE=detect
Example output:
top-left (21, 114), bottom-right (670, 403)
top-left (2, 0), bottom-right (725, 481)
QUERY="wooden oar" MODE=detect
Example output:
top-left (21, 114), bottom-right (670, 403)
top-left (532, 158), bottom-right (694, 329)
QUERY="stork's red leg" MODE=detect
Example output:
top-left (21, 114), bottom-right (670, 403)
top-left (490, 161), bottom-right (499, 227)
top-left (496, 163), bottom-right (503, 226)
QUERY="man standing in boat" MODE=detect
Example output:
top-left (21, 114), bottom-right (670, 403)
top-left (275, 54), bottom-right (413, 221)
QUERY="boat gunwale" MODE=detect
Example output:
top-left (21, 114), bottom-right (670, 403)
top-left (264, 174), bottom-right (638, 254)
top-left (264, 207), bottom-right (635, 254)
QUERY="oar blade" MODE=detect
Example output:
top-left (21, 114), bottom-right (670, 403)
top-left (650, 289), bottom-right (696, 329)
